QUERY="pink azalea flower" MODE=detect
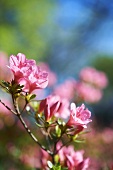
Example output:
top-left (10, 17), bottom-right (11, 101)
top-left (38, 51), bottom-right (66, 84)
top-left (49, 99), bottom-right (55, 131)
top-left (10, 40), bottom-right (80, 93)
top-left (80, 67), bottom-right (108, 89)
top-left (39, 142), bottom-right (90, 170)
top-left (67, 103), bottom-right (91, 128)
top-left (55, 98), bottom-right (70, 120)
top-left (39, 95), bottom-right (70, 121)
top-left (39, 95), bottom-right (61, 121)
top-left (8, 53), bottom-right (48, 93)
top-left (57, 142), bottom-right (89, 170)
top-left (40, 149), bottom-right (51, 169)
top-left (101, 128), bottom-right (113, 144)
top-left (19, 145), bottom-right (41, 168)
top-left (53, 79), bottom-right (76, 101)
top-left (75, 82), bottom-right (103, 103)
top-left (38, 62), bottom-right (57, 87)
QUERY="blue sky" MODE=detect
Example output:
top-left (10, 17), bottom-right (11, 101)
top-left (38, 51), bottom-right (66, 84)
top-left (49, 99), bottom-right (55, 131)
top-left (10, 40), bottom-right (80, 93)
top-left (48, 0), bottom-right (113, 81)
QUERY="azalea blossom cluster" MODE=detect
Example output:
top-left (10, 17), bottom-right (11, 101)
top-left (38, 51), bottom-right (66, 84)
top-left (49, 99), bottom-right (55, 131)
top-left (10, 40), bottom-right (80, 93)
top-left (80, 67), bottom-right (108, 89)
top-left (53, 79), bottom-right (76, 101)
top-left (9, 53), bottom-right (48, 93)
top-left (39, 142), bottom-right (89, 170)
top-left (53, 67), bottom-right (108, 104)
top-left (0, 53), bottom-right (92, 170)
top-left (36, 94), bottom-right (91, 134)
top-left (10, 142), bottom-right (89, 170)
top-left (75, 67), bottom-right (108, 103)
top-left (57, 143), bottom-right (89, 170)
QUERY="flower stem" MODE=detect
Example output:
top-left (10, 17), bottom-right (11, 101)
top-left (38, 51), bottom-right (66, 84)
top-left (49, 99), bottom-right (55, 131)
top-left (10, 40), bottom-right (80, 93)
top-left (1, 95), bottom-right (53, 156)
top-left (0, 99), bottom-right (17, 115)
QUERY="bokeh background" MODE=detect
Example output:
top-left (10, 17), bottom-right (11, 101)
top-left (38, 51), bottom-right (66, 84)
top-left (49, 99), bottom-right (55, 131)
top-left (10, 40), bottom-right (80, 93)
top-left (0, 0), bottom-right (113, 169)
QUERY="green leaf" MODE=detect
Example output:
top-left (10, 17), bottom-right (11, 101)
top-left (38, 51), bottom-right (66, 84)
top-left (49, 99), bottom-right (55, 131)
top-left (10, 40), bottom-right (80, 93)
top-left (29, 94), bottom-right (36, 100)
top-left (54, 154), bottom-right (59, 164)
top-left (26, 94), bottom-right (36, 102)
top-left (11, 82), bottom-right (24, 93)
top-left (0, 81), bottom-right (10, 93)
top-left (55, 125), bottom-right (61, 137)
top-left (53, 164), bottom-right (68, 170)
top-left (47, 161), bottom-right (68, 170)
top-left (57, 118), bottom-right (65, 126)
top-left (57, 118), bottom-right (62, 125)
top-left (61, 168), bottom-right (68, 170)
top-left (30, 101), bottom-right (39, 111)
top-left (1, 80), bottom-right (10, 87)
top-left (35, 122), bottom-right (44, 128)
top-left (52, 164), bottom-right (61, 170)
top-left (73, 139), bottom-right (85, 143)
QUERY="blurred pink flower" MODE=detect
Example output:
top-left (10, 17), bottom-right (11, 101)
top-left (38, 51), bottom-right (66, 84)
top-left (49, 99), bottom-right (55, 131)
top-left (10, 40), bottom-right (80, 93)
top-left (57, 142), bottom-right (89, 170)
top-left (80, 67), bottom-right (108, 89)
top-left (38, 143), bottom-right (89, 170)
top-left (8, 53), bottom-right (48, 93)
top-left (55, 97), bottom-right (70, 119)
top-left (101, 128), bottom-right (113, 144)
top-left (67, 103), bottom-right (91, 128)
top-left (75, 82), bottom-right (103, 103)
top-left (0, 52), bottom-right (13, 81)
top-left (38, 62), bottom-right (57, 87)
top-left (0, 98), bottom-right (15, 127)
top-left (19, 145), bottom-right (41, 168)
top-left (40, 149), bottom-right (51, 169)
top-left (53, 79), bottom-right (76, 101)
top-left (39, 95), bottom-right (70, 121)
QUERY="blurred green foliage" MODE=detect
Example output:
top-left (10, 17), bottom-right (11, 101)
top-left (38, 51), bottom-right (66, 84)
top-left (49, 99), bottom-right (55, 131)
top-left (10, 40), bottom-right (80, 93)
top-left (0, 0), bottom-right (55, 60)
top-left (92, 56), bottom-right (113, 94)
top-left (0, 125), bottom-right (38, 170)
top-left (91, 56), bottom-right (113, 128)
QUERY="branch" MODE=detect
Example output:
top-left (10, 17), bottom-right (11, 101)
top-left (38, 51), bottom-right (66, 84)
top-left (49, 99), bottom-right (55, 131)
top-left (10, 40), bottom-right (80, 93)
top-left (12, 97), bottom-right (53, 155)
top-left (0, 99), bottom-right (17, 115)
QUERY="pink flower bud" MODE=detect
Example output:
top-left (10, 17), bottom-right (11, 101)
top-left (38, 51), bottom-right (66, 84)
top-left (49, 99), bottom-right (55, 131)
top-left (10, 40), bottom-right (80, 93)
top-left (38, 95), bottom-right (70, 121)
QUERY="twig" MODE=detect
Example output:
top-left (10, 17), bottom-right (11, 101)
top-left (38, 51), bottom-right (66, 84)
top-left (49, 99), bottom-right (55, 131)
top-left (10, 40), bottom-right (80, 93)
top-left (12, 96), bottom-right (53, 155)
top-left (0, 99), bottom-right (17, 115)
top-left (21, 101), bottom-right (28, 114)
